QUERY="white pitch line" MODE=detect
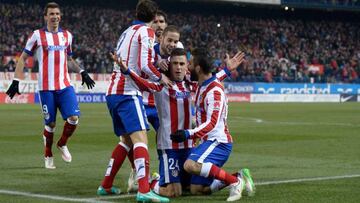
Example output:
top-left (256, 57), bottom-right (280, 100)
top-left (0, 189), bottom-right (111, 203)
top-left (1, 174), bottom-right (360, 202)
top-left (233, 116), bottom-right (359, 127)
top-left (256, 174), bottom-right (360, 186)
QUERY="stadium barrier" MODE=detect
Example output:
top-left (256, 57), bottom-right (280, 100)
top-left (1, 74), bottom-right (360, 103)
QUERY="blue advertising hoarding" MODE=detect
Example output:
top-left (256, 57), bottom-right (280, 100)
top-left (224, 82), bottom-right (360, 94)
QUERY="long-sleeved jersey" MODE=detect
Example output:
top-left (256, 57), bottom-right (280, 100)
top-left (107, 21), bottom-right (162, 96)
top-left (188, 76), bottom-right (233, 144)
top-left (125, 67), bottom-right (232, 149)
top-left (126, 69), bottom-right (195, 150)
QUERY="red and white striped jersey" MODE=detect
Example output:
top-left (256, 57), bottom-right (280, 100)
top-left (24, 28), bottom-right (72, 91)
top-left (142, 42), bottom-right (184, 107)
top-left (142, 91), bottom-right (156, 107)
top-left (107, 21), bottom-right (162, 96)
top-left (188, 76), bottom-right (233, 143)
top-left (127, 69), bottom-right (195, 150)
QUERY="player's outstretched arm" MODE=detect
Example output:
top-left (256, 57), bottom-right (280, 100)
top-left (68, 57), bottom-right (95, 89)
top-left (110, 52), bottom-right (163, 92)
top-left (6, 52), bottom-right (29, 99)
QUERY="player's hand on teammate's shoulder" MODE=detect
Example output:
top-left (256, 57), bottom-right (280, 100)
top-left (159, 74), bottom-right (173, 88)
top-left (225, 51), bottom-right (246, 71)
top-left (157, 59), bottom-right (169, 71)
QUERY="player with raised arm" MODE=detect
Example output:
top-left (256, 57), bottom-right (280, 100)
top-left (6, 2), bottom-right (95, 169)
top-left (170, 48), bottom-right (255, 201)
top-left (97, 1), bottom-right (170, 202)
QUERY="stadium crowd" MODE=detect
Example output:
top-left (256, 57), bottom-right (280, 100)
top-left (1, 2), bottom-right (359, 83)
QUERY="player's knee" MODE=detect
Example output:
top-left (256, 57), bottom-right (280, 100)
top-left (169, 183), bottom-right (182, 197)
top-left (184, 159), bottom-right (198, 174)
top-left (190, 185), bottom-right (204, 195)
top-left (173, 188), bottom-right (182, 197)
top-left (120, 136), bottom-right (133, 148)
top-left (130, 130), bottom-right (148, 144)
top-left (67, 116), bottom-right (79, 125)
top-left (47, 122), bottom-right (56, 128)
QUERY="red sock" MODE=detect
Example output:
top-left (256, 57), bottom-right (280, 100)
top-left (43, 129), bottom-right (53, 157)
top-left (207, 163), bottom-right (238, 185)
top-left (133, 143), bottom-right (150, 193)
top-left (127, 149), bottom-right (135, 170)
top-left (150, 179), bottom-right (158, 190)
top-left (57, 121), bottom-right (77, 147)
top-left (101, 143), bottom-right (129, 189)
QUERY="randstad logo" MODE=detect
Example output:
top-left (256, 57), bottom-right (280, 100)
top-left (280, 84), bottom-right (330, 94)
top-left (47, 45), bottom-right (67, 51)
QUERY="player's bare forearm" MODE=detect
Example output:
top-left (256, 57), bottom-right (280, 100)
top-left (14, 52), bottom-right (29, 79)
top-left (68, 57), bottom-right (82, 73)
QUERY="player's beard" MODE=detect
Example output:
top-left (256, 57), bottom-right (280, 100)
top-left (190, 69), bottom-right (198, 81)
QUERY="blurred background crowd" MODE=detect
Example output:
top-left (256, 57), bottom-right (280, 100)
top-left (1, 1), bottom-right (359, 83)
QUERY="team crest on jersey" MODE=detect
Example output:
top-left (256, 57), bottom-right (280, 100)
top-left (171, 169), bottom-right (179, 177)
top-left (62, 36), bottom-right (67, 44)
top-left (148, 39), bottom-right (154, 49)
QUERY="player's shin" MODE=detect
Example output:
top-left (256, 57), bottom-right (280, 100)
top-left (201, 162), bottom-right (238, 185)
top-left (101, 142), bottom-right (130, 189)
top-left (133, 142), bottom-right (150, 193)
top-left (43, 126), bottom-right (55, 157)
top-left (57, 118), bottom-right (78, 147)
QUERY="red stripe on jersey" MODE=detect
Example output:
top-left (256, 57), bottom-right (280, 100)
top-left (137, 34), bottom-right (142, 72)
top-left (39, 30), bottom-right (49, 90)
top-left (116, 74), bottom-right (126, 94)
top-left (169, 89), bottom-right (179, 149)
top-left (195, 82), bottom-right (224, 139)
top-left (107, 72), bottom-right (116, 95)
top-left (146, 28), bottom-right (160, 78)
top-left (224, 123), bottom-right (232, 143)
top-left (125, 25), bottom-right (142, 66)
top-left (147, 93), bottom-right (155, 107)
top-left (177, 83), bottom-right (190, 129)
top-left (52, 33), bottom-right (61, 90)
top-left (62, 31), bottom-right (70, 86)
top-left (177, 82), bottom-right (190, 148)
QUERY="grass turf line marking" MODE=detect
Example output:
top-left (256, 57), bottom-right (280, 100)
top-left (1, 174), bottom-right (360, 202)
top-left (256, 174), bottom-right (360, 186)
top-left (0, 189), bottom-right (112, 203)
top-left (233, 116), bottom-right (359, 127)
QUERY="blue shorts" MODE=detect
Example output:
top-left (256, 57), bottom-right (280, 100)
top-left (188, 140), bottom-right (232, 186)
top-left (106, 95), bottom-right (149, 136)
top-left (144, 105), bottom-right (159, 131)
top-left (157, 149), bottom-right (192, 187)
top-left (38, 86), bottom-right (80, 125)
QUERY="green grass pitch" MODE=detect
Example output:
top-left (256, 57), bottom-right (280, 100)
top-left (0, 103), bottom-right (359, 202)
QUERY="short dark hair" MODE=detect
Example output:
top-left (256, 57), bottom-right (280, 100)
top-left (156, 10), bottom-right (168, 23)
top-left (44, 2), bottom-right (60, 16)
top-left (136, 0), bottom-right (158, 23)
top-left (191, 48), bottom-right (213, 74)
top-left (162, 25), bottom-right (180, 36)
top-left (170, 48), bottom-right (186, 58)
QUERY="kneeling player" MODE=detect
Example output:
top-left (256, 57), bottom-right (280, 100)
top-left (171, 48), bottom-right (255, 201)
